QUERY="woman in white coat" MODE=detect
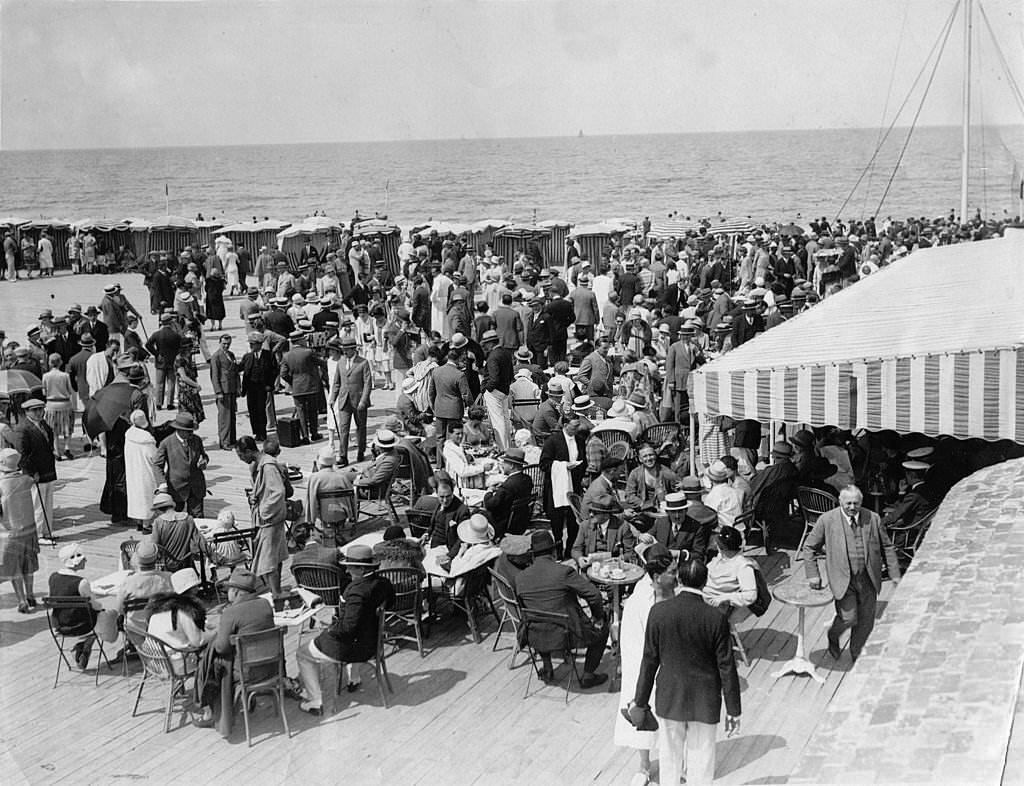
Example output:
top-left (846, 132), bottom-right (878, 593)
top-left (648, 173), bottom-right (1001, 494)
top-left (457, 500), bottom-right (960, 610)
top-left (614, 544), bottom-right (678, 786)
top-left (124, 410), bottom-right (162, 532)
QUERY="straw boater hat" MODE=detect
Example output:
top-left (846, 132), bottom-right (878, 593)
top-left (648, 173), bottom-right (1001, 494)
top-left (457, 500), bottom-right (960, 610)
top-left (450, 333), bottom-right (469, 350)
top-left (572, 395), bottom-right (593, 413)
top-left (906, 446), bottom-right (934, 462)
top-left (515, 368), bottom-right (533, 380)
top-left (340, 544), bottom-right (380, 569)
top-left (515, 346), bottom-right (533, 362)
top-left (457, 514), bottom-right (494, 545)
top-left (159, 313), bottom-right (175, 324)
top-left (373, 429), bottom-right (397, 450)
top-left (660, 491), bottom-right (688, 513)
top-left (135, 541), bottom-right (159, 568)
top-left (771, 441), bottom-right (793, 458)
top-left (546, 380), bottom-right (563, 396)
top-left (171, 568), bottom-right (201, 594)
top-left (706, 460), bottom-right (730, 483)
top-left (21, 398), bottom-right (44, 411)
top-left (588, 498), bottom-right (619, 515)
top-left (902, 460), bottom-right (930, 473)
top-left (627, 392), bottom-right (647, 410)
top-left (480, 329), bottom-right (499, 345)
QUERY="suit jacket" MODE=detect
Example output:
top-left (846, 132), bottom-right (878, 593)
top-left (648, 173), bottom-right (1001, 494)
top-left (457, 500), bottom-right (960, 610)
top-left (731, 314), bottom-right (764, 348)
top-left (650, 512), bottom-right (712, 562)
top-left (514, 555), bottom-right (605, 651)
top-left (482, 346), bottom-right (514, 395)
top-left (624, 465), bottom-right (679, 511)
top-left (578, 351), bottom-right (612, 398)
top-left (209, 349), bottom-right (239, 396)
top-left (545, 298), bottom-right (575, 335)
top-left (280, 346), bottom-right (324, 397)
top-left (539, 430), bottom-right (587, 509)
top-left (77, 319), bottom-right (108, 349)
top-left (484, 471), bottom-right (533, 537)
top-left (493, 306), bottom-right (523, 349)
top-left (881, 483), bottom-right (936, 529)
top-left (331, 355), bottom-right (373, 411)
top-left (803, 507), bottom-right (900, 598)
top-left (569, 287), bottom-right (598, 326)
top-left (526, 310), bottom-right (551, 355)
top-left (429, 362), bottom-right (471, 420)
top-left (314, 573), bottom-right (395, 663)
top-left (241, 349), bottom-right (278, 392)
top-left (155, 433), bottom-right (208, 497)
top-left (633, 590), bottom-right (741, 723)
top-left (263, 310), bottom-right (294, 338)
top-left (570, 517), bottom-right (635, 562)
top-left (748, 458), bottom-right (799, 518)
top-left (15, 419), bottom-right (56, 483)
top-left (664, 339), bottom-right (694, 390)
top-left (531, 399), bottom-right (562, 444)
top-left (145, 327), bottom-right (182, 371)
top-left (67, 349), bottom-right (93, 399)
top-left (124, 329), bottom-right (149, 362)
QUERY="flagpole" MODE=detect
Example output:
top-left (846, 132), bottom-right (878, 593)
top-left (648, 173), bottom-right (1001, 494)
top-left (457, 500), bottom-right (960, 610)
top-left (165, 183), bottom-right (170, 215)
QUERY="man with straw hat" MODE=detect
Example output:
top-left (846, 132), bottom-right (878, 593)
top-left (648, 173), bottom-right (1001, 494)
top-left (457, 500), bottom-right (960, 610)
top-left (295, 544), bottom-right (396, 715)
top-left (15, 398), bottom-right (57, 542)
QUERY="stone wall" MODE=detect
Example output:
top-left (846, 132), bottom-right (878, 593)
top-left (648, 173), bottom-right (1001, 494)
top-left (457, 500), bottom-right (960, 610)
top-left (790, 457), bottom-right (1024, 784)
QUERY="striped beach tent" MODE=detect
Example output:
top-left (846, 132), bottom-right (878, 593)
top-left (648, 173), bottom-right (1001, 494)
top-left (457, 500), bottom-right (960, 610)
top-left (568, 222), bottom-right (630, 270)
top-left (149, 216), bottom-right (198, 256)
top-left (19, 219), bottom-right (74, 269)
top-left (646, 218), bottom-right (701, 240)
top-left (538, 220), bottom-right (572, 266)
top-left (692, 231), bottom-right (1024, 443)
top-left (352, 219), bottom-right (402, 275)
top-left (276, 217), bottom-right (343, 265)
top-left (216, 220), bottom-right (291, 260)
top-left (466, 219), bottom-right (508, 252)
top-left (708, 218), bottom-right (757, 236)
top-left (491, 224), bottom-right (552, 263)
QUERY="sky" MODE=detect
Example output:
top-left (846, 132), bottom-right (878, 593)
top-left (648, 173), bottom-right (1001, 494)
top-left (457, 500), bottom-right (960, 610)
top-left (1, 0), bottom-right (1023, 150)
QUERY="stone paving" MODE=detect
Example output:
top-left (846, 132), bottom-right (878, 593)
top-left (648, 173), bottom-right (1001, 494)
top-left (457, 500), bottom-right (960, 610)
top-left (791, 457), bottom-right (1024, 784)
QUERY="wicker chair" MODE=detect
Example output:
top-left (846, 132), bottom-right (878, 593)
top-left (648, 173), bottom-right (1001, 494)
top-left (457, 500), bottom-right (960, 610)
top-left (334, 608), bottom-right (394, 708)
top-left (523, 464), bottom-right (544, 515)
top-left (130, 632), bottom-right (201, 732)
top-left (639, 422), bottom-right (681, 449)
top-left (889, 507), bottom-right (938, 566)
top-left (291, 564), bottom-right (343, 628)
top-left (795, 486), bottom-right (839, 559)
top-left (379, 567), bottom-right (428, 658)
top-left (488, 568), bottom-right (525, 669)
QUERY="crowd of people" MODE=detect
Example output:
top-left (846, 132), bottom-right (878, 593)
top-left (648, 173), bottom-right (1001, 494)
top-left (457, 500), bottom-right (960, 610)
top-left (1, 208), bottom-right (1021, 784)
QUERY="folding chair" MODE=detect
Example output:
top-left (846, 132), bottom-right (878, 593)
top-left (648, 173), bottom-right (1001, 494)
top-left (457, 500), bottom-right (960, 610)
top-left (523, 464), bottom-right (544, 515)
top-left (795, 486), bottom-right (839, 559)
top-left (335, 607), bottom-right (394, 708)
top-left (42, 596), bottom-right (115, 688)
top-left (517, 601), bottom-right (581, 703)
top-left (130, 632), bottom-right (201, 733)
top-left (488, 568), bottom-right (525, 669)
top-left (379, 567), bottom-right (428, 657)
top-left (355, 480), bottom-right (399, 528)
top-left (232, 628), bottom-right (291, 747)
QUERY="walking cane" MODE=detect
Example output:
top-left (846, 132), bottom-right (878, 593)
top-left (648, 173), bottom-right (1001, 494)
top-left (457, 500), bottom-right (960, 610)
top-left (35, 480), bottom-right (56, 546)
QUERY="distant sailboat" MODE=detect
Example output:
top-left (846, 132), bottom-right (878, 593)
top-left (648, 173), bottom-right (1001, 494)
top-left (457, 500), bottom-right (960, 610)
top-left (578, 129), bottom-right (584, 138)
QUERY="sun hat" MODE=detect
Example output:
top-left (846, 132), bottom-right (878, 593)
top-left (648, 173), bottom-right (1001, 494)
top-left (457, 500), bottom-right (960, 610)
top-left (21, 398), bottom-right (44, 410)
top-left (127, 365), bottom-right (146, 384)
top-left (606, 400), bottom-right (631, 419)
top-left (627, 392), bottom-right (647, 410)
top-left (660, 490), bottom-right (689, 512)
top-left (340, 335), bottom-right (357, 348)
top-left (450, 333), bottom-right (469, 349)
top-left (458, 513), bottom-right (495, 545)
top-left (0, 448), bottom-right (21, 471)
top-left (340, 544), bottom-right (380, 568)
top-left (68, 303), bottom-right (82, 314)
top-left (906, 446), bottom-right (934, 461)
top-left (706, 460), bottom-right (730, 483)
top-left (316, 446), bottom-right (336, 467)
top-left (225, 567), bottom-right (260, 593)
top-left (135, 541), bottom-right (160, 568)
top-left (152, 491), bottom-right (175, 510)
top-left (171, 412), bottom-right (197, 431)
top-left (501, 447), bottom-right (527, 466)
top-left (515, 367), bottom-right (533, 380)
top-left (589, 498), bottom-right (619, 515)
top-left (902, 460), bottom-right (930, 472)
top-left (480, 329), bottom-right (499, 344)
top-left (84, 305), bottom-right (100, 315)
top-left (546, 380), bottom-right (563, 395)
top-left (373, 429), bottom-right (397, 449)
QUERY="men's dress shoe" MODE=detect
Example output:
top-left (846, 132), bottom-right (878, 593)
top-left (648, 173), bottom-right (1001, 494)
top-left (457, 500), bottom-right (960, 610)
top-left (827, 636), bottom-right (841, 660)
top-left (26, 595), bottom-right (37, 608)
top-left (74, 644), bottom-right (91, 670)
top-left (191, 714), bottom-right (215, 728)
top-left (346, 681), bottom-right (361, 693)
top-left (580, 673), bottom-right (609, 689)
top-left (537, 667), bottom-right (555, 683)
top-left (299, 701), bottom-right (323, 716)
top-left (356, 453), bottom-right (366, 463)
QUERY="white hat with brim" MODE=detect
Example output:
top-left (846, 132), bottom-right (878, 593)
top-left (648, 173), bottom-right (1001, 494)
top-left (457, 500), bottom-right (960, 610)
top-left (606, 400), bottom-right (632, 419)
top-left (457, 514), bottom-right (495, 545)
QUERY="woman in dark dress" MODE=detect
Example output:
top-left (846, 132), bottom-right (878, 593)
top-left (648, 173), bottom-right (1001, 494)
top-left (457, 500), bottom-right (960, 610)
top-left (204, 269), bottom-right (227, 330)
top-left (174, 342), bottom-right (205, 426)
top-left (100, 416), bottom-right (130, 525)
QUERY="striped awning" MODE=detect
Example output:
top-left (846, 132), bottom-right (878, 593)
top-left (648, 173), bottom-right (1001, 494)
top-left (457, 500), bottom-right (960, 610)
top-left (693, 231), bottom-right (1024, 442)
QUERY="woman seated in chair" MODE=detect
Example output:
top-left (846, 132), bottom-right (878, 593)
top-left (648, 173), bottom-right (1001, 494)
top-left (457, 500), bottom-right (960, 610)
top-left (513, 428), bottom-right (542, 466)
top-left (593, 399), bottom-right (640, 440)
top-left (48, 542), bottom-right (110, 670)
top-left (150, 491), bottom-right (210, 573)
top-left (295, 545), bottom-right (395, 715)
top-left (373, 525), bottom-right (424, 571)
top-left (702, 527), bottom-right (757, 623)
top-left (703, 459), bottom-right (744, 530)
top-left (145, 568), bottom-right (212, 675)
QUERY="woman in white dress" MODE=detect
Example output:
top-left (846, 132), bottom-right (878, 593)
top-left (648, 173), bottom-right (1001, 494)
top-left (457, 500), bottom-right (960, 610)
top-left (124, 410), bottom-right (162, 532)
top-left (614, 544), bottom-right (677, 786)
top-left (430, 267), bottom-right (453, 339)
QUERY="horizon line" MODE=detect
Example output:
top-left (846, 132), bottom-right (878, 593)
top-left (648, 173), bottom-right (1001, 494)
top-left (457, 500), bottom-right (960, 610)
top-left (3, 122), bottom-right (1021, 154)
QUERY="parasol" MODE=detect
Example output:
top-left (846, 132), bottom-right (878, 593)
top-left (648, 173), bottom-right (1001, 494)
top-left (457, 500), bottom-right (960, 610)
top-left (0, 369), bottom-right (42, 398)
top-left (84, 383), bottom-right (134, 438)
top-left (777, 223), bottom-right (804, 237)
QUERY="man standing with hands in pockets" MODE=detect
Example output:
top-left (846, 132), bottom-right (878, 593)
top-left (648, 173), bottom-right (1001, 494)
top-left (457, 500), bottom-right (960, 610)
top-left (628, 557), bottom-right (741, 786)
top-left (802, 484), bottom-right (900, 662)
top-left (329, 335), bottom-right (372, 465)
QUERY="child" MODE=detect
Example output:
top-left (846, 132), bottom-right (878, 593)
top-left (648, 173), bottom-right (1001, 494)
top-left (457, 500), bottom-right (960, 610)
top-left (208, 510), bottom-right (245, 567)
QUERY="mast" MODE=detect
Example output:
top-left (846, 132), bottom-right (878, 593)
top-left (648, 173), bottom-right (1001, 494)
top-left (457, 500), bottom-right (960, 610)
top-left (959, 0), bottom-right (973, 222)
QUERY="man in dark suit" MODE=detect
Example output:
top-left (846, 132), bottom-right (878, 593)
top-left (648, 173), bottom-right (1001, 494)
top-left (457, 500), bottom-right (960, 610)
top-left (240, 331), bottom-right (278, 441)
top-left (514, 530), bottom-right (608, 688)
top-left (630, 558), bottom-right (741, 786)
top-left (328, 335), bottom-right (372, 464)
top-left (544, 295), bottom-right (575, 365)
top-left (144, 313), bottom-right (182, 409)
top-left (76, 306), bottom-right (109, 350)
top-left (730, 300), bottom-right (764, 348)
top-left (577, 336), bottom-right (613, 400)
top-left (16, 398), bottom-right (57, 535)
top-left (154, 412), bottom-right (209, 517)
top-left (148, 263), bottom-right (175, 315)
top-left (882, 460), bottom-right (937, 531)
top-left (748, 441), bottom-right (800, 550)
top-left (299, 237), bottom-right (321, 266)
top-left (650, 487), bottom-right (714, 562)
top-left (539, 416), bottom-right (588, 560)
top-left (663, 330), bottom-right (695, 422)
top-left (263, 298), bottom-right (294, 338)
top-left (483, 447), bottom-right (533, 539)
top-left (480, 329), bottom-right (513, 452)
top-left (525, 298), bottom-right (550, 362)
top-left (493, 292), bottom-right (523, 349)
top-left (281, 331), bottom-right (326, 444)
top-left (428, 349), bottom-right (472, 466)
top-left (209, 334), bottom-right (240, 449)
top-left (804, 484), bottom-right (900, 661)
top-left (569, 277), bottom-right (599, 340)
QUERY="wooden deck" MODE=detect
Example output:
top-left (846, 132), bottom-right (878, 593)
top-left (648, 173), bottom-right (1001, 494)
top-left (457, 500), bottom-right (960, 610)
top-left (0, 274), bottom-right (892, 784)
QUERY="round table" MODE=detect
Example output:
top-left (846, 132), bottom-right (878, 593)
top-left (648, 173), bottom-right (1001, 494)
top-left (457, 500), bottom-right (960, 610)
top-left (587, 559), bottom-right (645, 692)
top-left (770, 573), bottom-right (833, 684)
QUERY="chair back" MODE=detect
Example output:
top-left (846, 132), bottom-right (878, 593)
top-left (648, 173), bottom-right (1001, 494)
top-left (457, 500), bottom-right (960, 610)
top-left (233, 628), bottom-right (286, 676)
top-left (518, 602), bottom-right (572, 651)
top-left (379, 567), bottom-right (423, 616)
top-left (213, 527), bottom-right (257, 556)
top-left (120, 538), bottom-right (140, 570)
top-left (291, 564), bottom-right (343, 607)
top-left (639, 422), bottom-right (680, 448)
top-left (523, 463), bottom-right (543, 493)
top-left (596, 428), bottom-right (634, 452)
top-left (567, 493), bottom-right (584, 524)
top-left (136, 635), bottom-right (176, 682)
top-left (506, 496), bottom-right (533, 536)
top-left (392, 450), bottom-right (412, 481)
top-left (488, 569), bottom-right (523, 625)
top-left (733, 509), bottom-right (755, 533)
top-left (316, 488), bottom-right (354, 525)
top-left (796, 486), bottom-right (839, 521)
top-left (43, 595), bottom-right (97, 635)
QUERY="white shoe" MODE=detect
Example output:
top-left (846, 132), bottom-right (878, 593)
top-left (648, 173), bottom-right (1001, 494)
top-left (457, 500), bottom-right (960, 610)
top-left (628, 771), bottom-right (650, 786)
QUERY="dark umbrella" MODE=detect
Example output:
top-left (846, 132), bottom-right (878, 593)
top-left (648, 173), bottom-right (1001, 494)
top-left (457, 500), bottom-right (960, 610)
top-left (777, 223), bottom-right (804, 237)
top-left (0, 369), bottom-right (42, 398)
top-left (84, 382), bottom-right (134, 439)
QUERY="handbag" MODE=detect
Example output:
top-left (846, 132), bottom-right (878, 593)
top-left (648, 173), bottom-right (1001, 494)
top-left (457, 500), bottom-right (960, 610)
top-left (621, 706), bottom-right (659, 732)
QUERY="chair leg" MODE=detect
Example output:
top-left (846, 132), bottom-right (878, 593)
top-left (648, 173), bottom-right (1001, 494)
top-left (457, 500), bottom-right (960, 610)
top-left (731, 623), bottom-right (749, 667)
top-left (492, 610), bottom-right (507, 652)
top-left (375, 659), bottom-right (390, 709)
top-left (240, 686), bottom-right (253, 747)
top-left (413, 611), bottom-right (425, 658)
top-left (164, 680), bottom-right (176, 733)
top-left (132, 673), bottom-right (147, 716)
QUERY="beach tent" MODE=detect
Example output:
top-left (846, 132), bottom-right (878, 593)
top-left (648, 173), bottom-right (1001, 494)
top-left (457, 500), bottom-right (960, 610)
top-left (568, 222), bottom-right (631, 270)
top-left (538, 220), bottom-right (573, 267)
top-left (19, 219), bottom-right (74, 269)
top-left (692, 231), bottom-right (1024, 443)
top-left (215, 219), bottom-right (291, 261)
top-left (0, 217), bottom-right (31, 246)
top-left (466, 219), bottom-right (508, 252)
top-left (195, 219), bottom-right (228, 249)
top-left (74, 218), bottom-right (134, 261)
top-left (491, 224), bottom-right (552, 264)
top-left (352, 219), bottom-right (402, 274)
top-left (646, 218), bottom-right (701, 241)
top-left (276, 217), bottom-right (343, 265)
top-left (122, 218), bottom-right (152, 260)
top-left (708, 218), bottom-right (758, 237)
top-left (148, 216), bottom-right (198, 256)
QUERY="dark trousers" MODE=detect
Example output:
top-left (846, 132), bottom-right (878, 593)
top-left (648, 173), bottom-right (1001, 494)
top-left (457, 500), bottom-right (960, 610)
top-left (659, 389), bottom-right (690, 423)
top-left (577, 323), bottom-right (595, 341)
top-left (547, 505), bottom-right (578, 561)
top-left (170, 485), bottom-right (205, 518)
top-left (337, 403), bottom-right (368, 460)
top-left (293, 394), bottom-right (320, 441)
top-left (547, 339), bottom-right (567, 365)
top-left (154, 366), bottom-right (176, 407)
top-left (828, 571), bottom-right (878, 659)
top-left (216, 395), bottom-right (237, 448)
top-left (579, 617), bottom-right (610, 673)
top-left (246, 390), bottom-right (268, 440)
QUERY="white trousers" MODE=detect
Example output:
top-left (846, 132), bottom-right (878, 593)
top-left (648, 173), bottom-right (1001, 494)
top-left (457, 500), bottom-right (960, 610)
top-left (32, 481), bottom-right (55, 535)
top-left (658, 718), bottom-right (717, 786)
top-left (296, 639), bottom-right (357, 706)
top-left (483, 389), bottom-right (510, 452)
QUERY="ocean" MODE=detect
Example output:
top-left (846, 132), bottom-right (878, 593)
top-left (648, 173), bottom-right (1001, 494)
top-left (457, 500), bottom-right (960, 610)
top-left (0, 125), bottom-right (1021, 227)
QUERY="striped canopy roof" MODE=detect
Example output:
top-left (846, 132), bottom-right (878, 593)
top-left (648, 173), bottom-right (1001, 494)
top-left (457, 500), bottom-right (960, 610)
top-left (693, 230), bottom-right (1024, 442)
